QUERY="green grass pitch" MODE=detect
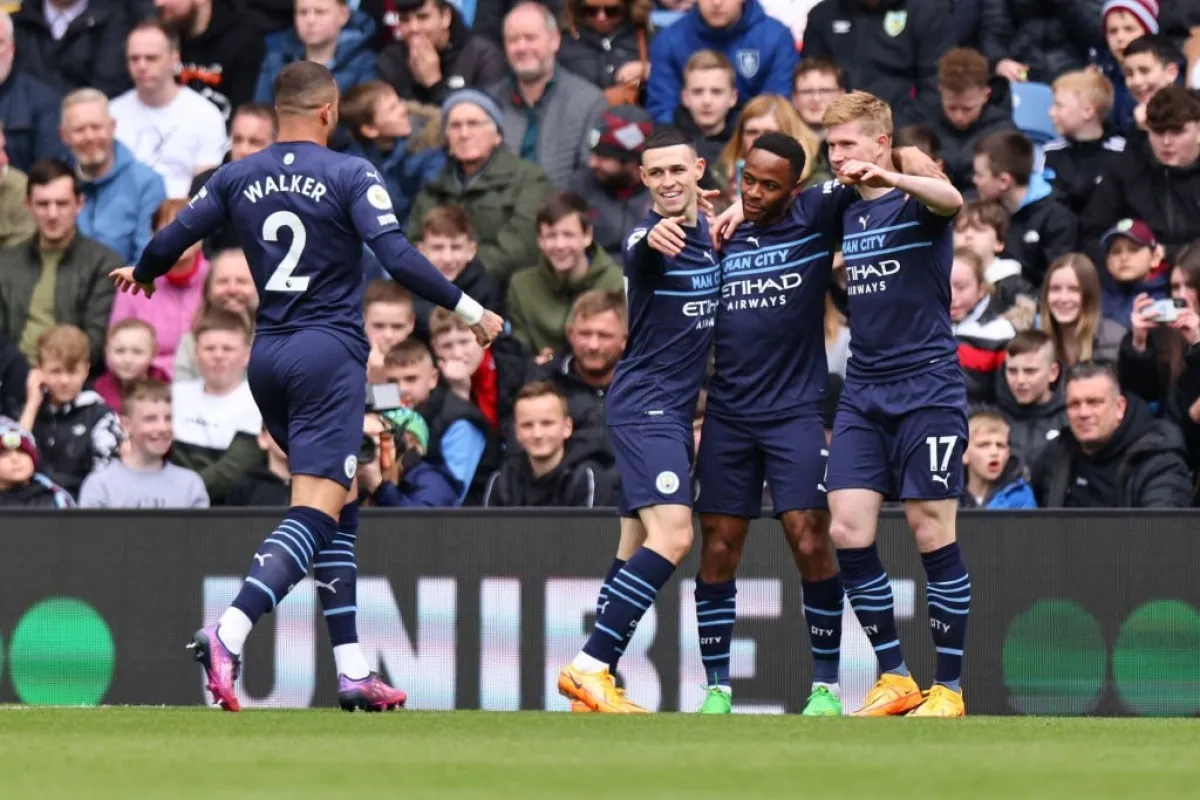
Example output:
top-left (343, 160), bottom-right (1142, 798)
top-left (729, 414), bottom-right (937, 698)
top-left (1, 709), bottom-right (1197, 799)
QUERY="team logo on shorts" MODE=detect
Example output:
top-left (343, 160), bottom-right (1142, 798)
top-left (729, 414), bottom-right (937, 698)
top-left (367, 185), bottom-right (393, 210)
top-left (655, 470), bottom-right (680, 495)
top-left (344, 455), bottom-right (358, 480)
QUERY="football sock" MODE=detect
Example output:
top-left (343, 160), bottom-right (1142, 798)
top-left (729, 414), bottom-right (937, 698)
top-left (694, 577), bottom-right (736, 690)
top-left (577, 547), bottom-right (675, 671)
top-left (802, 575), bottom-right (844, 686)
top-left (596, 557), bottom-right (627, 671)
top-left (837, 544), bottom-right (909, 677)
top-left (317, 502), bottom-right (368, 679)
top-left (922, 542), bottom-right (971, 691)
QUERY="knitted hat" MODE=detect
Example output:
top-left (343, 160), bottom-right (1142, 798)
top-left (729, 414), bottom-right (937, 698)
top-left (0, 417), bottom-right (38, 470)
top-left (588, 105), bottom-right (654, 162)
top-left (1102, 218), bottom-right (1158, 250)
top-left (1102, 0), bottom-right (1159, 35)
top-left (441, 89), bottom-right (505, 135)
top-left (380, 407), bottom-right (430, 452)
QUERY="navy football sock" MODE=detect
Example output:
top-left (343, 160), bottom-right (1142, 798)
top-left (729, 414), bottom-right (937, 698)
top-left (922, 542), bottom-right (971, 691)
top-left (837, 545), bottom-right (909, 677)
top-left (231, 506), bottom-right (336, 623)
top-left (315, 502), bottom-right (360, 647)
top-left (581, 547), bottom-right (675, 669)
top-left (595, 558), bottom-right (627, 670)
top-left (695, 578), bottom-right (736, 689)
top-left (802, 575), bottom-right (844, 685)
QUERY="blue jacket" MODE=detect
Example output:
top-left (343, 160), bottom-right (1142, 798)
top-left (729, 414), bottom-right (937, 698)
top-left (76, 143), bottom-right (167, 265)
top-left (645, 0), bottom-right (797, 123)
top-left (254, 10), bottom-right (378, 103)
top-left (373, 461), bottom-right (463, 508)
top-left (344, 139), bottom-right (445, 225)
top-left (0, 71), bottom-right (67, 172)
top-left (1099, 260), bottom-right (1170, 327)
top-left (985, 477), bottom-right (1038, 509)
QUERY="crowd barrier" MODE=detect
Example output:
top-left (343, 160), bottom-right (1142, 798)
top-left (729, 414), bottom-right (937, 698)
top-left (0, 510), bottom-right (1197, 716)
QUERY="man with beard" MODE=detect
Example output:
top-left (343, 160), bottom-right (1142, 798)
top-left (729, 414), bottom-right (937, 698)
top-left (567, 105), bottom-right (653, 259)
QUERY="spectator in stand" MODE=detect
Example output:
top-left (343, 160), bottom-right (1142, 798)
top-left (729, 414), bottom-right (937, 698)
top-left (950, 247), bottom-right (1016, 404)
top-left (340, 81), bottom-right (446, 224)
top-left (1099, 218), bottom-right (1168, 324)
top-left (79, 378), bottom-right (209, 508)
top-left (110, 20), bottom-right (227, 198)
top-left (1032, 361), bottom-right (1192, 507)
top-left (11, 0), bottom-right (132, 98)
top-left (0, 417), bottom-right (73, 507)
top-left (803, 0), bottom-right (954, 127)
top-left (362, 406), bottom-right (462, 507)
top-left (673, 50), bottom-right (739, 170)
top-left (0, 126), bottom-right (36, 247)
top-left (1043, 69), bottom-right (1127, 216)
top-left (933, 47), bottom-right (1014, 192)
top-left (981, 0), bottom-right (1104, 86)
top-left (959, 409), bottom-right (1037, 509)
top-left (1040, 252), bottom-right (1127, 365)
top-left (484, 380), bottom-right (616, 507)
top-left (953, 200), bottom-right (1035, 316)
top-left (93, 319), bottom-right (171, 413)
top-left (566, 104), bottom-right (653, 259)
top-left (1120, 34), bottom-right (1181, 131)
top-left (169, 308), bottom-right (263, 505)
top-left (474, 0), bottom-right (561, 45)
top-left (508, 192), bottom-right (624, 359)
top-left (791, 57), bottom-right (845, 145)
top-left (0, 12), bottom-right (67, 173)
top-left (490, 2), bottom-right (606, 190)
top-left (253, 0), bottom-right (376, 103)
top-left (0, 332), bottom-right (28, 419)
top-left (363, 279), bottom-right (415, 383)
top-left (646, 0), bottom-right (796, 124)
top-left (407, 90), bottom-right (553, 285)
top-left (18, 324), bottom-right (121, 497)
top-left (173, 247), bottom-right (256, 381)
top-left (109, 199), bottom-right (208, 378)
top-left (429, 306), bottom-right (528, 435)
top-left (973, 130), bottom-right (1078, 288)
top-left (413, 203), bottom-right (504, 332)
top-left (61, 88), bottom-right (166, 265)
top-left (377, 0), bottom-right (505, 106)
top-left (1082, 86), bottom-right (1200, 263)
top-left (558, 0), bottom-right (652, 93)
top-left (0, 159), bottom-right (118, 368)
top-left (893, 123), bottom-right (945, 168)
top-left (158, 0), bottom-right (267, 124)
top-left (225, 427), bottom-right (290, 506)
top-left (996, 329), bottom-right (1068, 470)
top-left (715, 94), bottom-right (824, 197)
top-left (1092, 0), bottom-right (1159, 134)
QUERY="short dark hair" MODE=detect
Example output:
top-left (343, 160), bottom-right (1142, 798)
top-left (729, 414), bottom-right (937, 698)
top-left (1066, 360), bottom-right (1119, 388)
top-left (1006, 328), bottom-right (1054, 358)
top-left (420, 204), bottom-right (475, 240)
top-left (536, 192), bottom-right (592, 232)
top-left (384, 337), bottom-right (432, 368)
top-left (363, 279), bottom-right (413, 311)
top-left (748, 131), bottom-right (807, 182)
top-left (122, 378), bottom-right (171, 412)
top-left (894, 124), bottom-right (942, 160)
top-left (274, 62), bottom-right (338, 117)
top-left (1123, 34), bottom-right (1182, 67)
top-left (793, 57), bottom-right (845, 90)
top-left (233, 103), bottom-right (279, 138)
top-left (938, 47), bottom-right (990, 92)
top-left (26, 159), bottom-right (79, 198)
top-left (128, 18), bottom-right (180, 50)
top-left (194, 307), bottom-right (252, 343)
top-left (643, 127), bottom-right (695, 153)
top-left (975, 131), bottom-right (1034, 186)
top-left (340, 80), bottom-right (395, 137)
top-left (1146, 85), bottom-right (1200, 132)
top-left (957, 199), bottom-right (1010, 241)
top-left (516, 380), bottom-right (570, 416)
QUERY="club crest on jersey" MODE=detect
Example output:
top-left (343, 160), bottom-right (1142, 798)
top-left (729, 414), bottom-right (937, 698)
top-left (883, 10), bottom-right (907, 36)
top-left (735, 49), bottom-right (760, 78)
top-left (367, 185), bottom-right (393, 210)
top-left (344, 455), bottom-right (357, 480)
top-left (626, 228), bottom-right (647, 250)
top-left (655, 470), bottom-right (680, 495)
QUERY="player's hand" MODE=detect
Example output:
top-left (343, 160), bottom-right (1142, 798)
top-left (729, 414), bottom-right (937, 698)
top-left (648, 215), bottom-right (688, 257)
top-left (1171, 307), bottom-right (1200, 346)
top-left (407, 35), bottom-right (442, 88)
top-left (839, 160), bottom-right (899, 189)
top-left (110, 266), bottom-right (155, 298)
top-left (697, 188), bottom-right (721, 220)
top-left (471, 310), bottom-right (504, 349)
top-left (710, 202), bottom-right (743, 248)
top-left (996, 58), bottom-right (1029, 83)
top-left (893, 146), bottom-right (948, 182)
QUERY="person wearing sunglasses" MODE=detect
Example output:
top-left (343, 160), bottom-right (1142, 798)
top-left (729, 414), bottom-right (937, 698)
top-left (559, 0), bottom-right (654, 94)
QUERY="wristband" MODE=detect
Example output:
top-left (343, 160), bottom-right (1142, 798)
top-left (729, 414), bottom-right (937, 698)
top-left (454, 294), bottom-right (484, 326)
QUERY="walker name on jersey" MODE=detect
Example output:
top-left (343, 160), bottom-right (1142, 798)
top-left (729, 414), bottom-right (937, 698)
top-left (844, 259), bottom-right (900, 296)
top-left (243, 174), bottom-right (329, 204)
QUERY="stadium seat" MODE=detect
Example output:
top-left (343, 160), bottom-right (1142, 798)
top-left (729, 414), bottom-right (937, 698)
top-left (1011, 82), bottom-right (1057, 144)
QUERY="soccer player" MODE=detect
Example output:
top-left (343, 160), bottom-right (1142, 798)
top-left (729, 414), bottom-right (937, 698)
top-left (110, 62), bottom-right (504, 713)
top-left (556, 129), bottom-right (717, 714)
top-left (821, 91), bottom-right (970, 717)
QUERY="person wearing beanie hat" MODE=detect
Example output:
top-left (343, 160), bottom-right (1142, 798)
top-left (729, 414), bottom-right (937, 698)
top-left (1094, 0), bottom-right (1163, 132)
top-left (363, 406), bottom-right (463, 507)
top-left (0, 417), bottom-right (74, 508)
top-left (440, 88), bottom-right (506, 134)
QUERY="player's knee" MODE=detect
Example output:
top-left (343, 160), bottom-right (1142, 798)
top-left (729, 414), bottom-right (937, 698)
top-left (643, 506), bottom-right (695, 564)
top-left (905, 499), bottom-right (956, 551)
top-left (828, 515), bottom-right (868, 549)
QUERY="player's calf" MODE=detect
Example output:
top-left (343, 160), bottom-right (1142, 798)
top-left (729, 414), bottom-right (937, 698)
top-left (781, 510), bottom-right (845, 711)
top-left (695, 514), bottom-right (746, 706)
top-left (906, 498), bottom-right (971, 696)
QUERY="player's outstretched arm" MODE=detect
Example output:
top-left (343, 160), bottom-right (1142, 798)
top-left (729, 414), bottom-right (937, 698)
top-left (839, 160), bottom-right (963, 217)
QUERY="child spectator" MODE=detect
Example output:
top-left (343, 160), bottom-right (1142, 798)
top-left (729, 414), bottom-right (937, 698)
top-left (170, 310), bottom-right (264, 505)
top-left (960, 409), bottom-right (1036, 509)
top-left (364, 280), bottom-right (417, 383)
top-left (362, 407), bottom-right (461, 507)
top-left (791, 58), bottom-right (846, 142)
top-left (950, 248), bottom-right (1016, 405)
top-left (893, 124), bottom-right (945, 171)
top-left (673, 50), bottom-right (740, 168)
top-left (484, 381), bottom-right (616, 507)
top-left (715, 95), bottom-right (824, 198)
top-left (18, 325), bottom-right (122, 498)
top-left (174, 250), bottom-right (258, 383)
top-left (934, 48), bottom-right (1015, 192)
top-left (414, 204), bottom-right (505, 331)
top-left (508, 192), bottom-right (625, 359)
top-left (1100, 219), bottom-right (1169, 325)
top-left (109, 200), bottom-right (208, 379)
top-left (1040, 253), bottom-right (1128, 366)
top-left (1121, 34), bottom-right (1182, 130)
top-left (996, 330), bottom-right (1068, 470)
top-left (340, 81), bottom-right (447, 224)
top-left (254, 0), bottom-right (377, 103)
top-left (78, 379), bottom-right (209, 508)
top-left (0, 418), bottom-right (74, 508)
top-left (429, 306), bottom-right (528, 435)
top-left (973, 131), bottom-right (1079, 288)
top-left (1044, 70), bottom-right (1128, 216)
top-left (94, 320), bottom-right (172, 415)
top-left (953, 200), bottom-right (1035, 315)
top-left (226, 428), bottom-right (292, 507)
top-left (1093, 0), bottom-right (1160, 133)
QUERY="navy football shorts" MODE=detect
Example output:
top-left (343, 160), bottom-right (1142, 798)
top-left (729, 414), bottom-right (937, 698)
top-left (826, 363), bottom-right (968, 501)
top-left (248, 329), bottom-right (366, 490)
top-left (694, 410), bottom-right (828, 518)
top-left (609, 420), bottom-right (694, 518)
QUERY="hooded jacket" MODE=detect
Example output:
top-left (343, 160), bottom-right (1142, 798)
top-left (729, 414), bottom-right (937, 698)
top-left (1043, 129), bottom-right (1127, 215)
top-left (483, 437), bottom-right (617, 508)
top-left (646, 0), bottom-right (797, 123)
top-left (345, 105), bottom-right (446, 224)
top-left (1099, 259), bottom-right (1169, 329)
top-left (803, 0), bottom-right (954, 128)
top-left (932, 79), bottom-right (1015, 192)
top-left (979, 0), bottom-right (1104, 84)
top-left (673, 105), bottom-right (737, 179)
top-left (11, 0), bottom-right (131, 98)
top-left (985, 256), bottom-right (1036, 316)
top-left (417, 381), bottom-right (501, 505)
top-left (507, 246), bottom-right (625, 355)
top-left (1003, 172), bottom-right (1079, 287)
top-left (31, 389), bottom-right (123, 499)
top-left (559, 20), bottom-right (650, 91)
top-left (532, 351), bottom-right (613, 462)
top-left (960, 453), bottom-right (1037, 509)
top-left (179, 0), bottom-right (269, 123)
top-left (1032, 392), bottom-right (1193, 508)
top-left (0, 70), bottom-right (67, 173)
top-left (0, 472), bottom-right (75, 508)
top-left (994, 367), bottom-right (1067, 471)
top-left (254, 10), bottom-right (377, 103)
top-left (377, 6), bottom-right (505, 107)
top-left (76, 142), bottom-right (167, 265)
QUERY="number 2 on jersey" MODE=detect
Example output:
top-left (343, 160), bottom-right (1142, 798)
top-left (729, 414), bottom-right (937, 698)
top-left (262, 210), bottom-right (309, 293)
top-left (926, 435), bottom-right (958, 473)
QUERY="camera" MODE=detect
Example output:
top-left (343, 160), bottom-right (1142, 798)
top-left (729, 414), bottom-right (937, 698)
top-left (360, 383), bottom-right (405, 464)
top-left (1148, 298), bottom-right (1185, 324)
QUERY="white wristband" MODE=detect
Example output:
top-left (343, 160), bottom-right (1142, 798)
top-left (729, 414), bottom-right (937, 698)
top-left (454, 294), bottom-right (484, 326)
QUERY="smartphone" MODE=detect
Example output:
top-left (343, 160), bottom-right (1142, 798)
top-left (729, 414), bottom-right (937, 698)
top-left (1148, 298), bottom-right (1185, 324)
top-left (366, 382), bottom-right (402, 411)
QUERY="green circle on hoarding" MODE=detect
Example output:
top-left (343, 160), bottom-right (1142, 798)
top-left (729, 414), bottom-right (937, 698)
top-left (1003, 599), bottom-right (1105, 715)
top-left (1113, 600), bottom-right (1200, 717)
top-left (9, 598), bottom-right (114, 706)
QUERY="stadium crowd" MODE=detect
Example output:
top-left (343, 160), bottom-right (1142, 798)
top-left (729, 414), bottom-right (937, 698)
top-left (1, 0), bottom-right (1200, 510)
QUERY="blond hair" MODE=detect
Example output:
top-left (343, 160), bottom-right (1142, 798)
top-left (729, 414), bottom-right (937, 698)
top-left (968, 410), bottom-right (1010, 440)
top-left (822, 91), bottom-right (893, 138)
top-left (719, 95), bottom-right (820, 186)
top-left (684, 49), bottom-right (735, 88)
top-left (61, 87), bottom-right (109, 116)
top-left (1051, 70), bottom-right (1115, 120)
